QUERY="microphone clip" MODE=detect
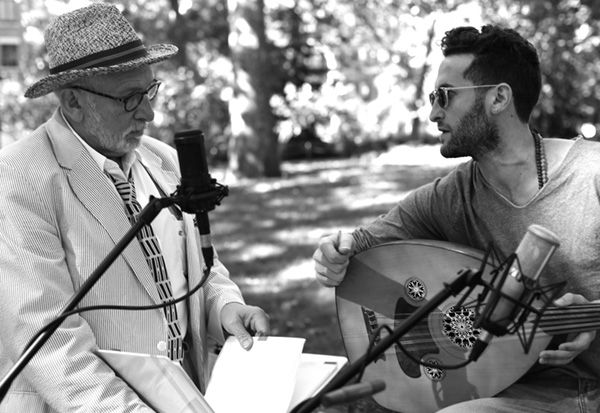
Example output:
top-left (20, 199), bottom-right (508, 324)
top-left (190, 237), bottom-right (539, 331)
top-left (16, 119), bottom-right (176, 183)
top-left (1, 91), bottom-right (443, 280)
top-left (172, 179), bottom-right (229, 214)
top-left (473, 250), bottom-right (565, 353)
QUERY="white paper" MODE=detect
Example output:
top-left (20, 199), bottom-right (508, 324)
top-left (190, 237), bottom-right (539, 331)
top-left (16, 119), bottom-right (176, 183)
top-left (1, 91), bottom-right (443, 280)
top-left (205, 336), bottom-right (306, 413)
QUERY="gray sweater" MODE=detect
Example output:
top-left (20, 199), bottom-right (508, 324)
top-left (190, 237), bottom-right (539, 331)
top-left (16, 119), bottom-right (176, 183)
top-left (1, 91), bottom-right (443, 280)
top-left (354, 137), bottom-right (600, 379)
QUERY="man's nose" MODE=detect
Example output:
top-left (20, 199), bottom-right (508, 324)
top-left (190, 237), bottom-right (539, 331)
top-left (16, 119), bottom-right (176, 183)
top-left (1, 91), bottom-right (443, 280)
top-left (134, 94), bottom-right (155, 122)
top-left (429, 101), bottom-right (444, 123)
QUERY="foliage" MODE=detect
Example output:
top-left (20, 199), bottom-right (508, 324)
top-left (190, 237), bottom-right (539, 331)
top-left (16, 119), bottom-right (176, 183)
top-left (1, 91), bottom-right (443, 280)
top-left (4, 0), bottom-right (600, 163)
top-left (481, 0), bottom-right (600, 137)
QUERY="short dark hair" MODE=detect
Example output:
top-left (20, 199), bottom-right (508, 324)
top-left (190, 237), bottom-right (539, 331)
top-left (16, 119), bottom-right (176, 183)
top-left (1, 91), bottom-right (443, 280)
top-left (441, 25), bottom-right (541, 123)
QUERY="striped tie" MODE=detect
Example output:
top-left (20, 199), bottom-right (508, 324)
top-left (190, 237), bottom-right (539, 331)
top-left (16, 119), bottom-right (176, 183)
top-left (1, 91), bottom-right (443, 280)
top-left (108, 169), bottom-right (184, 362)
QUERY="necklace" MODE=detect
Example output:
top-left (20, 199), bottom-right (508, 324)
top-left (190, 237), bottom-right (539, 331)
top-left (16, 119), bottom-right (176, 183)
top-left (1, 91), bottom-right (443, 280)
top-left (532, 131), bottom-right (548, 189)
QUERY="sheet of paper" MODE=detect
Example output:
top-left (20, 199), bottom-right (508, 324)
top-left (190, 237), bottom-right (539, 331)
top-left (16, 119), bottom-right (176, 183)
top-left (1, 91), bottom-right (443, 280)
top-left (205, 336), bottom-right (306, 413)
top-left (288, 353), bottom-right (348, 411)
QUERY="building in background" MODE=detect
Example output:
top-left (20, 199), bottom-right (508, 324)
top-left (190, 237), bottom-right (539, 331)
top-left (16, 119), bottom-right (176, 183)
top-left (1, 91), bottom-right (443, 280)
top-left (0, 0), bottom-right (21, 76)
top-left (0, 0), bottom-right (23, 147)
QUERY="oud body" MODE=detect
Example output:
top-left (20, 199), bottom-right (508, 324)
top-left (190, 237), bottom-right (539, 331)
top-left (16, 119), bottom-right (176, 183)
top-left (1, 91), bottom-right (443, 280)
top-left (335, 240), bottom-right (556, 413)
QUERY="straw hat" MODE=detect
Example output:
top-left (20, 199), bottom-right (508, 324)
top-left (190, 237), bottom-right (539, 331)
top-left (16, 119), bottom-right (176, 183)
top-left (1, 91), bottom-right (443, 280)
top-left (25, 2), bottom-right (178, 98)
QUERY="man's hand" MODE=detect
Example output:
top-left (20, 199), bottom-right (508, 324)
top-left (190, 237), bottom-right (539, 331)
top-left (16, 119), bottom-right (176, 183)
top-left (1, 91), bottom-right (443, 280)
top-left (220, 302), bottom-right (270, 351)
top-left (313, 231), bottom-right (354, 287)
top-left (538, 293), bottom-right (597, 365)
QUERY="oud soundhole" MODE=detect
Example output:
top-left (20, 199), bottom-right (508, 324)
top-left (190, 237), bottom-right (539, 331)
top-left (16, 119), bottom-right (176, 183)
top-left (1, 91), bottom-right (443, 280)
top-left (423, 358), bottom-right (445, 381)
top-left (404, 277), bottom-right (426, 301)
top-left (442, 306), bottom-right (480, 350)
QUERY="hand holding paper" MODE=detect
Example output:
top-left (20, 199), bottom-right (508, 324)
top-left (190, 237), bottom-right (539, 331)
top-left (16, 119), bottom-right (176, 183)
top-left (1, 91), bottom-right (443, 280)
top-left (205, 336), bottom-right (347, 413)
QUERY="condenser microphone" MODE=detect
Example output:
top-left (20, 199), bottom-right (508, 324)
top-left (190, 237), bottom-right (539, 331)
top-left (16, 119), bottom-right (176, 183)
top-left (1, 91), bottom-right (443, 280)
top-left (469, 224), bottom-right (560, 361)
top-left (174, 129), bottom-right (215, 269)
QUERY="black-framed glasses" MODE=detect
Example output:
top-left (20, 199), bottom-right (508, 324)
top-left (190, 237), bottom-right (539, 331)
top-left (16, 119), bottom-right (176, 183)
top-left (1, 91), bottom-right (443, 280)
top-left (71, 79), bottom-right (161, 112)
top-left (428, 84), bottom-right (499, 109)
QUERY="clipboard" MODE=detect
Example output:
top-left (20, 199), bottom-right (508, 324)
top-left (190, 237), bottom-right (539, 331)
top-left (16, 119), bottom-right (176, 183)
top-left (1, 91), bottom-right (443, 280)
top-left (96, 349), bottom-right (215, 413)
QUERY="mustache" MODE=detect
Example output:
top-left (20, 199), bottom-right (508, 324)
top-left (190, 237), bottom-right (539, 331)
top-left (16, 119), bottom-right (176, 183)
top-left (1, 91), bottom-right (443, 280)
top-left (123, 123), bottom-right (146, 136)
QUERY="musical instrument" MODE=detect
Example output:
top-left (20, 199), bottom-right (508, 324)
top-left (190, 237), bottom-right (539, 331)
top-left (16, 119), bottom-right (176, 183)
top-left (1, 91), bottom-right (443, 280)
top-left (335, 240), bottom-right (599, 413)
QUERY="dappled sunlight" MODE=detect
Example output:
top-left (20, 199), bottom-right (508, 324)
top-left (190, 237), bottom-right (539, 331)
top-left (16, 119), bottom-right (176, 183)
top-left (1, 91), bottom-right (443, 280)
top-left (235, 258), bottom-right (315, 293)
top-left (274, 209), bottom-right (319, 221)
top-left (252, 181), bottom-right (284, 193)
top-left (272, 227), bottom-right (324, 245)
top-left (278, 258), bottom-right (316, 282)
top-left (212, 221), bottom-right (243, 236)
top-left (346, 191), bottom-right (411, 210)
top-left (216, 239), bottom-right (245, 254)
top-left (373, 144), bottom-right (469, 167)
top-left (238, 243), bottom-right (287, 262)
top-left (319, 168), bottom-right (347, 184)
top-left (210, 155), bottom-right (460, 366)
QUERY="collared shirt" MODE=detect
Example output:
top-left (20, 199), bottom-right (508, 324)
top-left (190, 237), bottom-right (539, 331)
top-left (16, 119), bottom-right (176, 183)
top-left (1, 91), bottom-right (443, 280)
top-left (60, 109), bottom-right (189, 338)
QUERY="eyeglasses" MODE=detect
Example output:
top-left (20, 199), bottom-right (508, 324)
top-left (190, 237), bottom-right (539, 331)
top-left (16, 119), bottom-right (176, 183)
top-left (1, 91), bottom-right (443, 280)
top-left (71, 79), bottom-right (161, 112)
top-left (429, 84), bottom-right (499, 109)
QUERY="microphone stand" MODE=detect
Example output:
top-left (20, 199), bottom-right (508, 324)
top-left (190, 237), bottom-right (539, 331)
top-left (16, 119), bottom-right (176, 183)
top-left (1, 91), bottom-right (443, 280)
top-left (0, 181), bottom-right (227, 403)
top-left (291, 267), bottom-right (483, 413)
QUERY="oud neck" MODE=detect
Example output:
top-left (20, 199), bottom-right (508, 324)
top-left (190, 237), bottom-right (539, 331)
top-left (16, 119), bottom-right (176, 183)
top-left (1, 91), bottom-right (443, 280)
top-left (540, 303), bottom-right (600, 335)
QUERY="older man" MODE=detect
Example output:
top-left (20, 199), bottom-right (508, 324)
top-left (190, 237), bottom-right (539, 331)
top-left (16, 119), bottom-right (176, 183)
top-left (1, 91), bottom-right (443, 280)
top-left (0, 3), bottom-right (269, 412)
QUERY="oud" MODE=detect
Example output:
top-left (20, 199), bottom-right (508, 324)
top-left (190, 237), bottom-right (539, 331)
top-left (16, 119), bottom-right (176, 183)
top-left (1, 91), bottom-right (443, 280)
top-left (336, 240), bottom-right (594, 413)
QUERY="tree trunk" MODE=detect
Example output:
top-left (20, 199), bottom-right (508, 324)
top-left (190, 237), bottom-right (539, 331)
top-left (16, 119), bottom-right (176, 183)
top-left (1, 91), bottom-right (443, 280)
top-left (227, 0), bottom-right (281, 178)
top-left (409, 19), bottom-right (436, 141)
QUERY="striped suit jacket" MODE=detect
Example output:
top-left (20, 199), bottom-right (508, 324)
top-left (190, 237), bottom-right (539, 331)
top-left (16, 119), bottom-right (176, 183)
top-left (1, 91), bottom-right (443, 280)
top-left (0, 110), bottom-right (244, 412)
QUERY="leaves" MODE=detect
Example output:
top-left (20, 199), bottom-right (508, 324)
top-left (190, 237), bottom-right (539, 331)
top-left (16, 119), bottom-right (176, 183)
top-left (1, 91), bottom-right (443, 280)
top-left (6, 0), bottom-right (600, 171)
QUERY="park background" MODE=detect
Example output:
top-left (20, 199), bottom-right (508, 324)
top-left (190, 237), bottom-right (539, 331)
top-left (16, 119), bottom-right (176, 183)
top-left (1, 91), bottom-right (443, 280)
top-left (1, 0), bottom-right (599, 411)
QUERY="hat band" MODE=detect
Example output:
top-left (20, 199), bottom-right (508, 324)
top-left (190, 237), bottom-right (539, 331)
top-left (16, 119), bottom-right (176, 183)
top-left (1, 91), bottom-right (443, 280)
top-left (49, 40), bottom-right (148, 74)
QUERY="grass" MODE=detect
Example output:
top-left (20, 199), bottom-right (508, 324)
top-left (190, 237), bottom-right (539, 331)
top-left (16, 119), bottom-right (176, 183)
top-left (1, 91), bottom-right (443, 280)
top-left (208, 145), bottom-right (462, 412)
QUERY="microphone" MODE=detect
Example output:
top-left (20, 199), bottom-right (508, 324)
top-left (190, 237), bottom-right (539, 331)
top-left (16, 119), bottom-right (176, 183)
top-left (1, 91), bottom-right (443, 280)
top-left (321, 380), bottom-right (386, 407)
top-left (470, 224), bottom-right (560, 361)
top-left (173, 130), bottom-right (219, 269)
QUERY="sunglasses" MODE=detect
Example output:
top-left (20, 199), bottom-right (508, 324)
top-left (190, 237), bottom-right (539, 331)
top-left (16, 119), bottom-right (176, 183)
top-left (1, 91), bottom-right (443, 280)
top-left (71, 79), bottom-right (161, 112)
top-left (428, 84), bottom-right (499, 109)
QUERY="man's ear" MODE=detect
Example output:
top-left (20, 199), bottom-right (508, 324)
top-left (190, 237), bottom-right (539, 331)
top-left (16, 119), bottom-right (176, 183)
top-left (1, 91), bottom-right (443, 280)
top-left (489, 83), bottom-right (512, 115)
top-left (55, 88), bottom-right (84, 122)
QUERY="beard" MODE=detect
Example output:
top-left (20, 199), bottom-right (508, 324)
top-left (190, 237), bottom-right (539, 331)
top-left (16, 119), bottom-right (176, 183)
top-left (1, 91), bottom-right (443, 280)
top-left (81, 96), bottom-right (145, 159)
top-left (441, 95), bottom-right (500, 159)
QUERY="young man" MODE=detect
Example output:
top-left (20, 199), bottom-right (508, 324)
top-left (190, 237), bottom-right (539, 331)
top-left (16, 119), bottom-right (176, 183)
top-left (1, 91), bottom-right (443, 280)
top-left (0, 3), bottom-right (269, 412)
top-left (314, 25), bottom-right (599, 412)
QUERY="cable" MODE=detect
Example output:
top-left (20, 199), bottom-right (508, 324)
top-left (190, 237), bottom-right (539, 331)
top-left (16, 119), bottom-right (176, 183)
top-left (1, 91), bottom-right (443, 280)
top-left (22, 265), bottom-right (213, 355)
top-left (367, 324), bottom-right (472, 371)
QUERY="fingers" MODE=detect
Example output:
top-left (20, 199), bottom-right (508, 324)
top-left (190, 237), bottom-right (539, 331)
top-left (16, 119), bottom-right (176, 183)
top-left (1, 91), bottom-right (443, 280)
top-left (539, 294), bottom-right (595, 366)
top-left (539, 347), bottom-right (577, 365)
top-left (228, 321), bottom-right (255, 350)
top-left (553, 292), bottom-right (588, 307)
top-left (337, 232), bottom-right (353, 255)
top-left (539, 331), bottom-right (596, 365)
top-left (313, 232), bottom-right (354, 287)
top-left (221, 303), bottom-right (271, 351)
top-left (247, 306), bottom-right (270, 337)
top-left (318, 232), bottom-right (353, 263)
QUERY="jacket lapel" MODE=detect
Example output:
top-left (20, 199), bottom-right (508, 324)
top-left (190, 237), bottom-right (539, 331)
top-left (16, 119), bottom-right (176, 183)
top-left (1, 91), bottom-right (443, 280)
top-left (136, 145), bottom-right (180, 197)
top-left (45, 111), bottom-right (161, 304)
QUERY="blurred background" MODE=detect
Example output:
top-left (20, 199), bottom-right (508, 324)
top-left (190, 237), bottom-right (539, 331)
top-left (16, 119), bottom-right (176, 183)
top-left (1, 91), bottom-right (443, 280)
top-left (1, 0), bottom-right (599, 411)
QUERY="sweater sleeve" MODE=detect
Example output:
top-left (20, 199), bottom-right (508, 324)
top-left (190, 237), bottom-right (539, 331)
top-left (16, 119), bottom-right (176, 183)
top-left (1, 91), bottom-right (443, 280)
top-left (352, 165), bottom-right (468, 254)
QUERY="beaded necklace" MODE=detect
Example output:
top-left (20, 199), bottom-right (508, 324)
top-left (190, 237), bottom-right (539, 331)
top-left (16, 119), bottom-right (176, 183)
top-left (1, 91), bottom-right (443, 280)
top-left (532, 131), bottom-right (548, 189)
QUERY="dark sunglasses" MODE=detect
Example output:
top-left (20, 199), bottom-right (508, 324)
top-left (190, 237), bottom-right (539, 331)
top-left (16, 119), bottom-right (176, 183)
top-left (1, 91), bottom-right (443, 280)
top-left (429, 84), bottom-right (499, 109)
top-left (71, 79), bottom-right (161, 112)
